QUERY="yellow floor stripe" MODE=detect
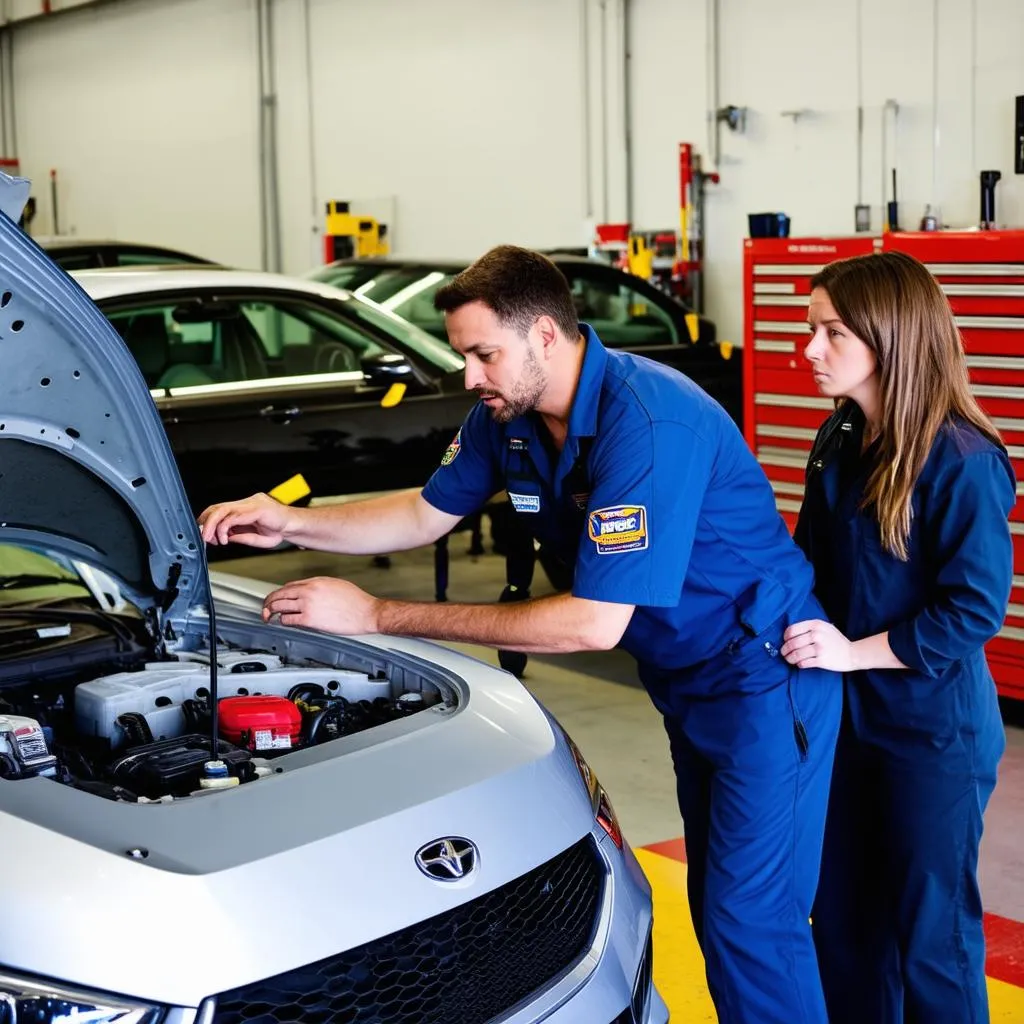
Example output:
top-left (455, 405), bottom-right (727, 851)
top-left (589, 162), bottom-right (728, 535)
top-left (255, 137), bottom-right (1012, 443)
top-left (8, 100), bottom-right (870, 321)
top-left (989, 977), bottom-right (1024, 1021)
top-left (634, 849), bottom-right (716, 1019)
top-left (636, 848), bottom-right (1024, 1022)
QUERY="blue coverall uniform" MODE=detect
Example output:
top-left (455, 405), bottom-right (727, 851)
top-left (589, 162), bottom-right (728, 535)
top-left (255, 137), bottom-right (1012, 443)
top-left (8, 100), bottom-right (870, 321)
top-left (794, 402), bottom-right (1015, 1024)
top-left (422, 327), bottom-right (843, 1023)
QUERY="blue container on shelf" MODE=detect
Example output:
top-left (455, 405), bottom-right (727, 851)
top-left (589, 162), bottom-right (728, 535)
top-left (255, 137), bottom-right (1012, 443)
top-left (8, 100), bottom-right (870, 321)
top-left (748, 212), bottom-right (791, 238)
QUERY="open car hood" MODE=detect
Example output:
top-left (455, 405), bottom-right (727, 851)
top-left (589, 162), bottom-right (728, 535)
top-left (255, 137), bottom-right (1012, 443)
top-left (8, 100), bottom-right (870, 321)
top-left (0, 172), bottom-right (211, 636)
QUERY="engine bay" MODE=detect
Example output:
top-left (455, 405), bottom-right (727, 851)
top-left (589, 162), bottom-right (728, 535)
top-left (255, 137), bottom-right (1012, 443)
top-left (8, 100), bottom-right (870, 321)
top-left (0, 643), bottom-right (442, 803)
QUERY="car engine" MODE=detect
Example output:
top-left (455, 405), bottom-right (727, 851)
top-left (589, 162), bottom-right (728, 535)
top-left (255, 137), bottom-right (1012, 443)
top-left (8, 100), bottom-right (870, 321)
top-left (0, 645), bottom-right (437, 802)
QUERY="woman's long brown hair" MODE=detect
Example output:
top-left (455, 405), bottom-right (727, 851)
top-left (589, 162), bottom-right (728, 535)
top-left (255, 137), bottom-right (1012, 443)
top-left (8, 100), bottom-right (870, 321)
top-left (811, 250), bottom-right (1002, 560)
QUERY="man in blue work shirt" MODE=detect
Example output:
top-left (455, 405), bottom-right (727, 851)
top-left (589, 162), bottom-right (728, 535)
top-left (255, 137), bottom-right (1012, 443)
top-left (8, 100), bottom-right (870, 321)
top-left (199, 245), bottom-right (842, 1024)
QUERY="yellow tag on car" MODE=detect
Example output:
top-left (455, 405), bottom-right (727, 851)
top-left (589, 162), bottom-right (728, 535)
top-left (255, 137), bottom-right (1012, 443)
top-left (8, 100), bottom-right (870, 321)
top-left (381, 383), bottom-right (407, 408)
top-left (269, 473), bottom-right (311, 505)
top-left (685, 313), bottom-right (700, 343)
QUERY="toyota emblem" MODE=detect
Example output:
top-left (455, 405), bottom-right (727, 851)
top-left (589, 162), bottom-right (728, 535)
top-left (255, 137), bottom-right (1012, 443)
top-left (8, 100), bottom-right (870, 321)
top-left (415, 837), bottom-right (479, 882)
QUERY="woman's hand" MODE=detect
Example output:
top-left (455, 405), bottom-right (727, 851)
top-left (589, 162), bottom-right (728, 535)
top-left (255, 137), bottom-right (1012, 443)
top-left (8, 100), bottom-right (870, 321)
top-left (781, 619), bottom-right (857, 672)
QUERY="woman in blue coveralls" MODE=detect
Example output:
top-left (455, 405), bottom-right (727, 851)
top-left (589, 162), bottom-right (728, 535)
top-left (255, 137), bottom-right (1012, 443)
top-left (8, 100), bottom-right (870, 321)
top-left (780, 251), bottom-right (1016, 1024)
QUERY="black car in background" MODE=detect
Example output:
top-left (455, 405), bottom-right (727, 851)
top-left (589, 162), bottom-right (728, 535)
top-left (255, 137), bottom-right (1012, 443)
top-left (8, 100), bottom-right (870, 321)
top-left (72, 267), bottom-right (474, 522)
top-left (309, 254), bottom-right (742, 427)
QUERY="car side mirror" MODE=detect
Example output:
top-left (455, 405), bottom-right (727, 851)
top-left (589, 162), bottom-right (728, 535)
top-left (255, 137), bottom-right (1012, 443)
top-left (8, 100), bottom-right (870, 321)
top-left (361, 351), bottom-right (413, 386)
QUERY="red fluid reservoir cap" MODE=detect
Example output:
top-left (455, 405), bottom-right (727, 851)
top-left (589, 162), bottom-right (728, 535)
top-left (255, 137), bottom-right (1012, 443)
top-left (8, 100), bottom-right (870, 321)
top-left (218, 695), bottom-right (303, 752)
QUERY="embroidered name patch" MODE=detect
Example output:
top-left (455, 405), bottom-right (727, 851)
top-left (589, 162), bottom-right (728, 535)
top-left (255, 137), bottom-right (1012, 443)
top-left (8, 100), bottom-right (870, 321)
top-left (508, 437), bottom-right (529, 452)
top-left (588, 505), bottom-right (648, 554)
top-left (441, 429), bottom-right (461, 466)
top-left (509, 492), bottom-right (541, 513)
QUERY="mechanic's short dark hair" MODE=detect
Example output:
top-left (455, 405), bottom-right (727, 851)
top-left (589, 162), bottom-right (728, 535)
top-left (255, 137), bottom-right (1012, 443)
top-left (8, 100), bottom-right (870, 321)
top-left (434, 245), bottom-right (580, 341)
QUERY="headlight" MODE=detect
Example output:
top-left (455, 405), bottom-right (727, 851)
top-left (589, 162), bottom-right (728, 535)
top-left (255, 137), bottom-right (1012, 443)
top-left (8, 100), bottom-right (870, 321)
top-left (0, 972), bottom-right (164, 1024)
top-left (564, 732), bottom-right (623, 849)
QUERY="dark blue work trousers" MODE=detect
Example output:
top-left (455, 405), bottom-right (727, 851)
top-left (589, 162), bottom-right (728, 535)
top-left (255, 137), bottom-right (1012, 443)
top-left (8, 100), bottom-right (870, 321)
top-left (811, 699), bottom-right (1002, 1024)
top-left (646, 604), bottom-right (842, 1024)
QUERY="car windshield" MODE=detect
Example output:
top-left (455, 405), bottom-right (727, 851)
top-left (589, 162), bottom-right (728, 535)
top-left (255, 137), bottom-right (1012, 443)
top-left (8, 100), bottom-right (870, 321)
top-left (0, 547), bottom-right (88, 610)
top-left (0, 544), bottom-right (136, 614)
top-left (308, 263), bottom-right (387, 292)
top-left (310, 265), bottom-right (462, 339)
top-left (340, 292), bottom-right (463, 373)
top-left (315, 266), bottom-right (460, 342)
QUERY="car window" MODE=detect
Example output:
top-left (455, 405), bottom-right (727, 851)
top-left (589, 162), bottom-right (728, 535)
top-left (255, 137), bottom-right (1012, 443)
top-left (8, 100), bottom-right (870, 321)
top-left (116, 249), bottom-right (199, 267)
top-left (241, 301), bottom-right (385, 376)
top-left (51, 252), bottom-right (99, 271)
top-left (311, 264), bottom-right (385, 292)
top-left (377, 271), bottom-right (453, 340)
top-left (0, 544), bottom-right (88, 609)
top-left (105, 297), bottom-right (383, 389)
top-left (565, 271), bottom-right (679, 347)
top-left (342, 293), bottom-right (464, 373)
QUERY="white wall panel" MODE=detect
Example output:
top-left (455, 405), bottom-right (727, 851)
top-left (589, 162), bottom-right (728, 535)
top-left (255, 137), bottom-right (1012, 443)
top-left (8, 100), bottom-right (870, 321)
top-left (283, 0), bottom-right (589, 266)
top-left (626, 0), bottom-right (708, 234)
top-left (11, 0), bottom-right (261, 268)
top-left (4, 0), bottom-right (1023, 350)
top-left (629, 0), bottom-right (1024, 348)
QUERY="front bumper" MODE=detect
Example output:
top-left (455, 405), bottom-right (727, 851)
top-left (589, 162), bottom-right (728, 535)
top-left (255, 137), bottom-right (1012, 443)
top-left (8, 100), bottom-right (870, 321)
top-left (498, 833), bottom-right (668, 1024)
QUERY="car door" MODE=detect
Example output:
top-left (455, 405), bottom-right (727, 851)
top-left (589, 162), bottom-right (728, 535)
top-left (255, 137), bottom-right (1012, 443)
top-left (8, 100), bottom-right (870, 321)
top-left (560, 262), bottom-right (743, 427)
top-left (101, 289), bottom-right (475, 515)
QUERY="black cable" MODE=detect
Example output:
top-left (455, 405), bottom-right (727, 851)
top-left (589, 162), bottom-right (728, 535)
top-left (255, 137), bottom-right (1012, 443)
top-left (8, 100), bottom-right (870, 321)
top-left (199, 547), bottom-right (220, 763)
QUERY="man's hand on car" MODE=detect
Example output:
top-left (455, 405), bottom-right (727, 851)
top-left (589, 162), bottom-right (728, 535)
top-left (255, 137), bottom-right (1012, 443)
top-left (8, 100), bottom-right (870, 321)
top-left (263, 577), bottom-right (381, 635)
top-left (198, 493), bottom-right (294, 549)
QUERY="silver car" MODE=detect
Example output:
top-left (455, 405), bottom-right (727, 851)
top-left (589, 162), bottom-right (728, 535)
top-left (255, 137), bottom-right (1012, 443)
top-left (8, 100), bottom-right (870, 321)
top-left (0, 177), bottom-right (667, 1024)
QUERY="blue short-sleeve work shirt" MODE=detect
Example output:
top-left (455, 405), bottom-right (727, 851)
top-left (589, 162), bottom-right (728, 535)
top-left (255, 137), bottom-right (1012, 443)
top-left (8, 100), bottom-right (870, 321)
top-left (422, 326), bottom-right (816, 679)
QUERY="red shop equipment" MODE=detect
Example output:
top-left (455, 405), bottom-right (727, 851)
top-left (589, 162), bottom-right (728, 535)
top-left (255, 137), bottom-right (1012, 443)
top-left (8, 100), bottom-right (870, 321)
top-left (744, 230), bottom-right (1024, 700)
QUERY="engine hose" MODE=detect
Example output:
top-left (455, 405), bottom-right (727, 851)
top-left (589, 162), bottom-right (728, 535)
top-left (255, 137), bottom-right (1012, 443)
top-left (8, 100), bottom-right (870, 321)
top-left (116, 712), bottom-right (153, 748)
top-left (182, 698), bottom-right (204, 733)
top-left (306, 706), bottom-right (331, 744)
top-left (307, 702), bottom-right (349, 745)
top-left (288, 682), bottom-right (326, 704)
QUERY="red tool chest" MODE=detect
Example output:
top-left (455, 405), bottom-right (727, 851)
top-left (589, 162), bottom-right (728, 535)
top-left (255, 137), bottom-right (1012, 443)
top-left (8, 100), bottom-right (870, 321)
top-left (743, 230), bottom-right (1024, 701)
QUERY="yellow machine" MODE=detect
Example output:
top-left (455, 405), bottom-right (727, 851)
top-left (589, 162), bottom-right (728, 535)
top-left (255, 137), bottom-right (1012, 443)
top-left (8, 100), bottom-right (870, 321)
top-left (323, 201), bottom-right (390, 262)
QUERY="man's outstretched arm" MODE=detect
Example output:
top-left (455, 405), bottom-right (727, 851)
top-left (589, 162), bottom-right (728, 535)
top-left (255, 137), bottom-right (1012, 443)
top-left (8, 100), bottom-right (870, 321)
top-left (261, 578), bottom-right (634, 654)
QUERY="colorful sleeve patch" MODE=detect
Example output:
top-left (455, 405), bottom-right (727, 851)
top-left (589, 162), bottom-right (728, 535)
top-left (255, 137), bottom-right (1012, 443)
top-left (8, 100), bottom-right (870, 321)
top-left (587, 504), bottom-right (648, 554)
top-left (440, 428), bottom-right (462, 466)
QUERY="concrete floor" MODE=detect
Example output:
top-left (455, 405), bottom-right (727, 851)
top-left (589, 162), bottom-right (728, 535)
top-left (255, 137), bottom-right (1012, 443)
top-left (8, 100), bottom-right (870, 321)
top-left (217, 535), bottom-right (1024, 1018)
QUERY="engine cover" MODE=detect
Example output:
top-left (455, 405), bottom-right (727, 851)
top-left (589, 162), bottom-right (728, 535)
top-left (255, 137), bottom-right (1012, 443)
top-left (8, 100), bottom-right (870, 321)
top-left (74, 658), bottom-right (391, 748)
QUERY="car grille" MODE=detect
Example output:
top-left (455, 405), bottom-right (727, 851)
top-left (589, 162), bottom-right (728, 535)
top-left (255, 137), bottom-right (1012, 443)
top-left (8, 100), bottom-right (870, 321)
top-left (212, 836), bottom-right (605, 1024)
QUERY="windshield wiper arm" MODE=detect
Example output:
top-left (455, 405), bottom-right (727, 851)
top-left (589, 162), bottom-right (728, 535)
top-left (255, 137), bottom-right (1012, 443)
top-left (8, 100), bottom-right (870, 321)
top-left (0, 606), bottom-right (136, 648)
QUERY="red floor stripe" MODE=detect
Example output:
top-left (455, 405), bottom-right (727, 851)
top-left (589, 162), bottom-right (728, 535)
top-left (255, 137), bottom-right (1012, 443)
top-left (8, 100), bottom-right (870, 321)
top-left (642, 836), bottom-right (686, 862)
top-left (984, 913), bottom-right (1024, 988)
top-left (640, 837), bottom-right (1024, 988)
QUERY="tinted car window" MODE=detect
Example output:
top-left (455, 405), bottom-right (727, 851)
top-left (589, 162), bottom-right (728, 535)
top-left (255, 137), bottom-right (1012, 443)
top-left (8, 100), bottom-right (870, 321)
top-left (51, 252), bottom-right (100, 271)
top-left (315, 263), bottom-right (388, 292)
top-left (565, 271), bottom-right (679, 347)
top-left (106, 298), bottom-right (381, 388)
top-left (345, 292), bottom-right (462, 370)
top-left (116, 249), bottom-right (203, 267)
top-left (363, 271), bottom-right (454, 340)
top-left (104, 291), bottom-right (464, 389)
